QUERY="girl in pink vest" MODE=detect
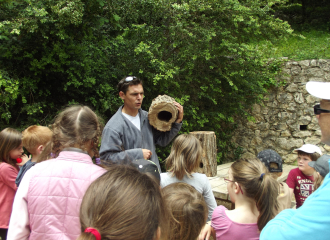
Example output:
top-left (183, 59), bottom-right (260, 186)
top-left (0, 128), bottom-right (25, 240)
top-left (8, 105), bottom-right (106, 240)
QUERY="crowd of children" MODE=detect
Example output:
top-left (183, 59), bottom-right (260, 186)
top-left (1, 104), bottom-right (330, 240)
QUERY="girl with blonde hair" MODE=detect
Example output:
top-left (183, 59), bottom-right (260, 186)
top-left (211, 158), bottom-right (279, 240)
top-left (160, 134), bottom-right (216, 239)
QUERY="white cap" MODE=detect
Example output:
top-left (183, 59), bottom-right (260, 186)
top-left (306, 81), bottom-right (330, 100)
top-left (294, 144), bottom-right (322, 155)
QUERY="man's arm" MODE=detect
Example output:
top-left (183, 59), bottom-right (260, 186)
top-left (99, 127), bottom-right (144, 162)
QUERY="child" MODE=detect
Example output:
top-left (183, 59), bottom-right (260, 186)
top-left (257, 149), bottom-right (291, 212)
top-left (162, 182), bottom-right (208, 240)
top-left (211, 158), bottom-right (279, 240)
top-left (160, 134), bottom-right (216, 240)
top-left (8, 105), bottom-right (106, 240)
top-left (0, 128), bottom-right (25, 240)
top-left (287, 144), bottom-right (322, 208)
top-left (160, 134), bottom-right (216, 220)
top-left (77, 165), bottom-right (168, 240)
top-left (15, 125), bottom-right (53, 187)
top-left (308, 154), bottom-right (330, 191)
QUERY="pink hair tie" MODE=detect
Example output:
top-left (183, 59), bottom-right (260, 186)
top-left (84, 227), bottom-right (101, 240)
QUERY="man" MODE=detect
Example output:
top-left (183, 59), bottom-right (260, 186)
top-left (99, 76), bottom-right (183, 171)
top-left (260, 81), bottom-right (330, 240)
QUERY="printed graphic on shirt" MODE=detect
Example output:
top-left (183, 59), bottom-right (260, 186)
top-left (300, 183), bottom-right (314, 197)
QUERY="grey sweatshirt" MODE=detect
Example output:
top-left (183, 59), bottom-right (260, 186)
top-left (100, 106), bottom-right (182, 171)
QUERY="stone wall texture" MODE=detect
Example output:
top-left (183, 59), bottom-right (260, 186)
top-left (231, 59), bottom-right (330, 163)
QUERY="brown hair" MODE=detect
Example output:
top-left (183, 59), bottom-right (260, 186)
top-left (0, 128), bottom-right (22, 168)
top-left (161, 183), bottom-right (208, 240)
top-left (269, 162), bottom-right (282, 179)
top-left (165, 134), bottom-right (202, 180)
top-left (117, 76), bottom-right (143, 94)
top-left (77, 165), bottom-right (168, 240)
top-left (314, 171), bottom-right (324, 191)
top-left (39, 105), bottom-right (102, 161)
top-left (297, 150), bottom-right (320, 161)
top-left (22, 125), bottom-right (53, 154)
top-left (231, 158), bottom-right (279, 231)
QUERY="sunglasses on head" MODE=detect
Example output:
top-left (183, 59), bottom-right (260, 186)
top-left (314, 104), bottom-right (330, 115)
top-left (125, 76), bottom-right (137, 82)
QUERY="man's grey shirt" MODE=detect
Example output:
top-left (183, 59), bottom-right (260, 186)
top-left (100, 105), bottom-right (182, 171)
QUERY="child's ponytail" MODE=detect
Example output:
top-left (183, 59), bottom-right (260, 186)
top-left (231, 158), bottom-right (279, 231)
top-left (77, 232), bottom-right (97, 240)
top-left (77, 228), bottom-right (101, 240)
top-left (254, 172), bottom-right (279, 231)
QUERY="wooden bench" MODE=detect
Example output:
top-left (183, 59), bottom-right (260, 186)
top-left (208, 162), bottom-right (297, 209)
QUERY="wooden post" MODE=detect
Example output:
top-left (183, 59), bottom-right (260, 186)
top-left (190, 131), bottom-right (217, 177)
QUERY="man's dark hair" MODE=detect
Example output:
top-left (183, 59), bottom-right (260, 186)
top-left (117, 76), bottom-right (143, 94)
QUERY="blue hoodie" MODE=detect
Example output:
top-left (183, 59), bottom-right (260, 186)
top-left (261, 160), bottom-right (330, 240)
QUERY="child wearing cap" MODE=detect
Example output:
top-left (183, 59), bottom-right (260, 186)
top-left (257, 149), bottom-right (291, 212)
top-left (309, 154), bottom-right (330, 191)
top-left (286, 144), bottom-right (322, 208)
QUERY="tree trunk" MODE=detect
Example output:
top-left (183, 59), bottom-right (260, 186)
top-left (148, 95), bottom-right (178, 132)
top-left (190, 131), bottom-right (217, 177)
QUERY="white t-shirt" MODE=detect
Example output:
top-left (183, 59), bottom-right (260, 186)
top-left (122, 112), bottom-right (141, 131)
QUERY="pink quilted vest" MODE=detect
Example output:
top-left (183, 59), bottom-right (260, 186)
top-left (27, 150), bottom-right (106, 240)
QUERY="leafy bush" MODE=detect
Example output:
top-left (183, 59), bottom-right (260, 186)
top-left (0, 0), bottom-right (292, 163)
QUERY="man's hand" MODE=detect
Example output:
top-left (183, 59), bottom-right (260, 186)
top-left (142, 149), bottom-right (152, 159)
top-left (173, 101), bottom-right (184, 123)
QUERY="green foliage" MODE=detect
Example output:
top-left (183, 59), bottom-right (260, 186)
top-left (0, 0), bottom-right (292, 163)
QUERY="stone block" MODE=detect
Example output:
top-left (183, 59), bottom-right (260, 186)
top-left (275, 124), bottom-right (287, 131)
top-left (298, 115), bottom-right (311, 125)
top-left (315, 130), bottom-right (322, 136)
top-left (325, 73), bottom-right (330, 81)
top-left (294, 92), bottom-right (304, 104)
top-left (291, 66), bottom-right (302, 76)
top-left (306, 68), bottom-right (324, 77)
top-left (277, 93), bottom-right (293, 103)
top-left (286, 83), bottom-right (298, 92)
top-left (255, 130), bottom-right (260, 136)
top-left (281, 130), bottom-right (291, 137)
top-left (324, 145), bottom-right (330, 152)
top-left (306, 95), bottom-right (319, 104)
top-left (292, 131), bottom-right (312, 138)
top-left (284, 154), bottom-right (297, 163)
top-left (304, 136), bottom-right (321, 145)
top-left (299, 60), bottom-right (310, 69)
top-left (278, 112), bottom-right (290, 120)
top-left (276, 138), bottom-right (303, 151)
top-left (293, 75), bottom-right (308, 83)
top-left (319, 59), bottom-right (329, 72)
top-left (307, 123), bottom-right (320, 131)
top-left (310, 59), bottom-right (318, 67)
top-left (258, 122), bottom-right (270, 131)
top-left (251, 137), bottom-right (262, 146)
top-left (308, 77), bottom-right (325, 82)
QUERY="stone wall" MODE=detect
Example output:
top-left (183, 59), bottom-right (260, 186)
top-left (231, 59), bottom-right (330, 163)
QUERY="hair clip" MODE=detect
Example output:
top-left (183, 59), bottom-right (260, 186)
top-left (260, 173), bottom-right (265, 180)
top-left (85, 227), bottom-right (101, 240)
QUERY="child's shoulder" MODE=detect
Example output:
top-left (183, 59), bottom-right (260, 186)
top-left (0, 162), bottom-right (17, 171)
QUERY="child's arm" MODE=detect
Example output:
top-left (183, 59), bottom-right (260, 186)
top-left (7, 169), bottom-right (32, 240)
top-left (286, 169), bottom-right (296, 201)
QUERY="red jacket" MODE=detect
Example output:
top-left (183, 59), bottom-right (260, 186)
top-left (0, 162), bottom-right (18, 228)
